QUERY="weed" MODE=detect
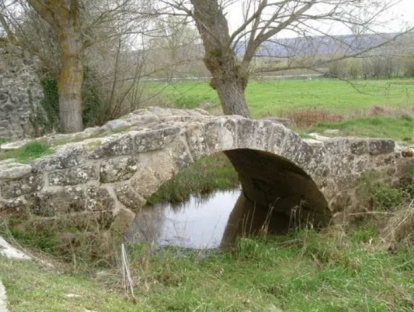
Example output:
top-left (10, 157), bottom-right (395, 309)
top-left (0, 141), bottom-right (54, 163)
top-left (0, 137), bottom-right (10, 145)
top-left (285, 108), bottom-right (343, 128)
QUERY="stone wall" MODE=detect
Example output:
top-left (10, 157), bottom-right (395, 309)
top-left (0, 43), bottom-right (46, 140)
top-left (0, 107), bottom-right (413, 236)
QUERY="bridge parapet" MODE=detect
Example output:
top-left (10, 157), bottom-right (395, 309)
top-left (0, 107), bottom-right (412, 233)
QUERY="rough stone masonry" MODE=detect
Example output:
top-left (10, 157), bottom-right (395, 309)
top-left (0, 43), bottom-right (46, 140)
top-left (0, 107), bottom-right (413, 236)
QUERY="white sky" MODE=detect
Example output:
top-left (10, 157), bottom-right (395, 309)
top-left (225, 0), bottom-right (414, 38)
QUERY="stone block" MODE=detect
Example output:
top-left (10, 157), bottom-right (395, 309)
top-left (350, 140), bottom-right (368, 155)
top-left (86, 186), bottom-right (116, 212)
top-left (185, 122), bottom-right (208, 160)
top-left (135, 127), bottom-right (180, 153)
top-left (368, 139), bottom-right (395, 155)
top-left (236, 118), bottom-right (256, 149)
top-left (105, 119), bottom-right (131, 133)
top-left (0, 163), bottom-right (32, 180)
top-left (100, 157), bottom-right (139, 183)
top-left (49, 165), bottom-right (98, 186)
top-left (269, 124), bottom-right (288, 154)
top-left (114, 184), bottom-right (146, 210)
top-left (89, 133), bottom-right (134, 159)
top-left (0, 173), bottom-right (44, 199)
top-left (31, 145), bottom-right (86, 171)
top-left (28, 186), bottom-right (85, 217)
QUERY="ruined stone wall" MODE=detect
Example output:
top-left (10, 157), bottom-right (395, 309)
top-left (0, 44), bottom-right (46, 140)
top-left (0, 107), bottom-right (412, 236)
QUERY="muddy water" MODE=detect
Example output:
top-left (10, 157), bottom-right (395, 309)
top-left (125, 189), bottom-right (242, 249)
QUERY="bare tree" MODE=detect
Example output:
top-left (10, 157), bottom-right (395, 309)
top-left (158, 0), bottom-right (411, 118)
top-left (0, 0), bottom-right (154, 132)
top-left (23, 0), bottom-right (84, 133)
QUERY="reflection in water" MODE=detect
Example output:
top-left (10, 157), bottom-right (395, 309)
top-left (126, 189), bottom-right (295, 249)
top-left (125, 189), bottom-right (241, 249)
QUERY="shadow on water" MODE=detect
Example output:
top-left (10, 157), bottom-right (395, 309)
top-left (125, 188), bottom-right (295, 250)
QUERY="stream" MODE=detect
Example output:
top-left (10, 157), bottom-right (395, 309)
top-left (125, 188), bottom-right (242, 249)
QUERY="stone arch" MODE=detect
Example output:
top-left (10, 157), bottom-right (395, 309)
top-left (0, 107), bottom-right (411, 237)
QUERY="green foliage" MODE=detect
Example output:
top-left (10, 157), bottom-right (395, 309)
top-left (40, 66), bottom-right (105, 130)
top-left (0, 141), bottom-right (54, 163)
top-left (82, 65), bottom-right (105, 127)
top-left (149, 153), bottom-right (239, 204)
top-left (40, 76), bottom-right (60, 132)
top-left (7, 222), bottom-right (60, 254)
top-left (0, 137), bottom-right (10, 145)
top-left (356, 175), bottom-right (413, 212)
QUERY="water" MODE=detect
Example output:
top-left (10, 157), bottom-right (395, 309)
top-left (126, 189), bottom-right (241, 249)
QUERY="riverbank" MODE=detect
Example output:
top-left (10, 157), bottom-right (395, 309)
top-left (1, 222), bottom-right (414, 311)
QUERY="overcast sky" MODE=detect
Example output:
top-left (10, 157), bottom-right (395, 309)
top-left (225, 0), bottom-right (414, 38)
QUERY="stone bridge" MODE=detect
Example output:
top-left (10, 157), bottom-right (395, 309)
top-left (0, 107), bottom-right (413, 238)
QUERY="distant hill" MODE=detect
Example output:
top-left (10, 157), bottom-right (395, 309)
top-left (235, 32), bottom-right (414, 58)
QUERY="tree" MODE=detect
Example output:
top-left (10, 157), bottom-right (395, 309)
top-left (146, 16), bottom-right (204, 80)
top-left (161, 0), bottom-right (410, 118)
top-left (25, 0), bottom-right (84, 133)
top-left (1, 0), bottom-right (154, 133)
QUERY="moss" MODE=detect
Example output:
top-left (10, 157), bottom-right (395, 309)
top-left (0, 142), bottom-right (55, 163)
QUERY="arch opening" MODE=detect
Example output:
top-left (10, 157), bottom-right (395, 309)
top-left (127, 148), bottom-right (331, 249)
top-left (221, 149), bottom-right (332, 248)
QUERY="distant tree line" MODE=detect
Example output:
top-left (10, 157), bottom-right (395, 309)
top-left (326, 54), bottom-right (414, 79)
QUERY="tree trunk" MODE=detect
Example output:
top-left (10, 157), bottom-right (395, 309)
top-left (191, 0), bottom-right (252, 118)
top-left (58, 27), bottom-right (84, 133)
top-left (212, 75), bottom-right (251, 117)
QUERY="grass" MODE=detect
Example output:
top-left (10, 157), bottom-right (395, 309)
top-left (0, 141), bottom-right (54, 163)
top-left (149, 153), bottom-right (239, 204)
top-left (0, 260), bottom-right (150, 312)
top-left (0, 137), bottom-right (10, 145)
top-left (146, 79), bottom-right (414, 117)
top-left (1, 160), bottom-right (413, 311)
top-left (146, 78), bottom-right (414, 144)
top-left (309, 116), bottom-right (414, 143)
top-left (2, 225), bottom-right (414, 311)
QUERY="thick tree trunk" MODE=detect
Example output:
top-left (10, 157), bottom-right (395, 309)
top-left (191, 0), bottom-right (252, 118)
top-left (212, 76), bottom-right (251, 118)
top-left (58, 28), bottom-right (84, 133)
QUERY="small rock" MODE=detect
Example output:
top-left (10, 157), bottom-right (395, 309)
top-left (65, 294), bottom-right (81, 299)
top-left (323, 129), bottom-right (342, 135)
top-left (0, 236), bottom-right (31, 260)
top-left (105, 119), bottom-right (131, 133)
top-left (0, 139), bottom-right (31, 152)
top-left (0, 163), bottom-right (32, 180)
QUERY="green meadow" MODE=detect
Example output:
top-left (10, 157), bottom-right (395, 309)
top-left (146, 79), bottom-right (414, 116)
top-left (145, 78), bottom-right (414, 143)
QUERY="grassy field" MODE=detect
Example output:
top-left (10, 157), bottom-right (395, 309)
top-left (2, 224), bottom-right (414, 312)
top-left (146, 78), bottom-right (414, 143)
top-left (147, 79), bottom-right (414, 116)
top-left (309, 116), bottom-right (414, 143)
